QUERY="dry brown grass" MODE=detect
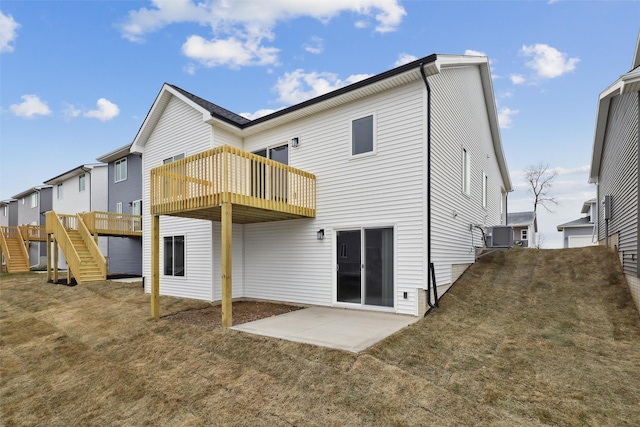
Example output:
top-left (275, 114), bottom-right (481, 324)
top-left (1, 246), bottom-right (639, 426)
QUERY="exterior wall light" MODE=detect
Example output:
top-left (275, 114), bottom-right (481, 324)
top-left (291, 137), bottom-right (300, 148)
top-left (317, 229), bottom-right (324, 240)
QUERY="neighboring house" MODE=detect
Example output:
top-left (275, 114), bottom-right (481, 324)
top-left (96, 144), bottom-right (143, 276)
top-left (507, 211), bottom-right (537, 248)
top-left (8, 199), bottom-right (18, 227)
top-left (131, 53), bottom-right (512, 318)
top-left (0, 200), bottom-right (12, 227)
top-left (44, 164), bottom-right (109, 269)
top-left (11, 186), bottom-right (53, 266)
top-left (589, 32), bottom-right (640, 311)
top-left (556, 199), bottom-right (598, 248)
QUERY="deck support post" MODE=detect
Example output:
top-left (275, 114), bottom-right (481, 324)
top-left (221, 201), bottom-right (232, 328)
top-left (151, 214), bottom-right (160, 319)
top-left (53, 239), bottom-right (59, 283)
top-left (46, 234), bottom-right (52, 282)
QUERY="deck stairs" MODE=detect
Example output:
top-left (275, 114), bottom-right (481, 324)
top-left (65, 229), bottom-right (105, 283)
top-left (0, 228), bottom-right (30, 273)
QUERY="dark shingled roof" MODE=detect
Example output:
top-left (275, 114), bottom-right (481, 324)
top-left (507, 211), bottom-right (536, 227)
top-left (168, 84), bottom-right (251, 127)
top-left (557, 216), bottom-right (593, 230)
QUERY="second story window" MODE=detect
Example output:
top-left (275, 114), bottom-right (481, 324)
top-left (30, 193), bottom-right (38, 208)
top-left (79, 174), bottom-right (86, 192)
top-left (115, 158), bottom-right (127, 182)
top-left (462, 148), bottom-right (471, 196)
top-left (163, 153), bottom-right (185, 164)
top-left (57, 183), bottom-right (63, 200)
top-left (351, 114), bottom-right (375, 156)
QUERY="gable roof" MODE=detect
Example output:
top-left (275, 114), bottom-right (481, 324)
top-left (507, 211), bottom-right (537, 231)
top-left (581, 198), bottom-right (596, 214)
top-left (44, 164), bottom-right (106, 185)
top-left (557, 216), bottom-right (593, 231)
top-left (96, 143), bottom-right (134, 164)
top-left (12, 185), bottom-right (52, 200)
top-left (131, 53), bottom-right (512, 191)
top-left (589, 33), bottom-right (640, 183)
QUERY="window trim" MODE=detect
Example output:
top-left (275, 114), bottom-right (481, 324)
top-left (115, 157), bottom-right (128, 183)
top-left (79, 173), bottom-right (86, 193)
top-left (462, 148), bottom-right (471, 196)
top-left (349, 113), bottom-right (377, 158)
top-left (163, 235), bottom-right (185, 277)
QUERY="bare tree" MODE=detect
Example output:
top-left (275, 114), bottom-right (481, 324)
top-left (524, 162), bottom-right (558, 214)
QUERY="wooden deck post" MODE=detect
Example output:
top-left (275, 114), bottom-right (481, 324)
top-left (53, 239), bottom-right (59, 283)
top-left (151, 214), bottom-right (160, 319)
top-left (46, 234), bottom-right (51, 282)
top-left (221, 201), bottom-right (232, 328)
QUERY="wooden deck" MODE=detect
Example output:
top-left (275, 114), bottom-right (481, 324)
top-left (150, 145), bottom-right (316, 223)
top-left (80, 211), bottom-right (142, 237)
top-left (149, 145), bottom-right (317, 327)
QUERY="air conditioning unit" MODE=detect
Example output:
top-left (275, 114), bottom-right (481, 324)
top-left (486, 226), bottom-right (513, 248)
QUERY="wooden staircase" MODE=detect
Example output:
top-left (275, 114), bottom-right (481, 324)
top-left (46, 212), bottom-right (107, 284)
top-left (0, 227), bottom-right (30, 273)
top-left (66, 230), bottom-right (105, 283)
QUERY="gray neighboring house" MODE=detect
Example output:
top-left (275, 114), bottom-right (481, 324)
top-left (8, 200), bottom-right (18, 227)
top-left (507, 211), bottom-right (537, 247)
top-left (96, 144), bottom-right (143, 276)
top-left (556, 199), bottom-right (598, 248)
top-left (0, 200), bottom-right (13, 227)
top-left (589, 32), bottom-right (640, 311)
top-left (11, 186), bottom-right (53, 266)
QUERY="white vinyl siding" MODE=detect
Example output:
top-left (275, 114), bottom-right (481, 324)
top-left (115, 158), bottom-right (127, 182)
top-left (430, 65), bottom-right (505, 291)
top-left (243, 80), bottom-right (426, 315)
top-left (141, 95), bottom-right (214, 301)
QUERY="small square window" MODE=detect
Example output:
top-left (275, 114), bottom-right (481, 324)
top-left (351, 115), bottom-right (375, 156)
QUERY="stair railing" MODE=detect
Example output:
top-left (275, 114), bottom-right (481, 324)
top-left (77, 214), bottom-right (107, 279)
top-left (46, 212), bottom-right (82, 280)
top-left (0, 226), bottom-right (11, 264)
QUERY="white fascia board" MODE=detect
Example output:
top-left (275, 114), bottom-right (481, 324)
top-left (97, 143), bottom-right (132, 163)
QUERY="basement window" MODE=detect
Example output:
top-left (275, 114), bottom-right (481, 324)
top-left (164, 235), bottom-right (185, 277)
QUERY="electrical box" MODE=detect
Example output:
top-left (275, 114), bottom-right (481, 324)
top-left (603, 195), bottom-right (611, 220)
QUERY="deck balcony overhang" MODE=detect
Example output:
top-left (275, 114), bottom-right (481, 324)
top-left (149, 145), bottom-right (316, 327)
top-left (150, 145), bottom-right (316, 223)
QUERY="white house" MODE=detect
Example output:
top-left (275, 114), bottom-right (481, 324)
top-left (556, 199), bottom-right (598, 248)
top-left (44, 164), bottom-right (108, 268)
top-left (507, 211), bottom-right (537, 247)
top-left (132, 53), bottom-right (512, 321)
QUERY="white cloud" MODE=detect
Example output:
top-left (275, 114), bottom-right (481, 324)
top-left (354, 20), bottom-right (368, 29)
top-left (304, 36), bottom-right (323, 55)
top-left (394, 52), bottom-right (417, 67)
top-left (497, 107), bottom-right (518, 129)
top-left (84, 98), bottom-right (120, 121)
top-left (62, 103), bottom-right (82, 119)
top-left (183, 63), bottom-right (196, 75)
top-left (9, 95), bottom-right (51, 118)
top-left (120, 0), bottom-right (405, 67)
top-left (274, 69), bottom-right (372, 105)
top-left (464, 49), bottom-right (486, 57)
top-left (0, 11), bottom-right (20, 53)
top-left (239, 108), bottom-right (278, 120)
top-left (182, 35), bottom-right (279, 68)
top-left (521, 43), bottom-right (579, 79)
top-left (510, 74), bottom-right (526, 85)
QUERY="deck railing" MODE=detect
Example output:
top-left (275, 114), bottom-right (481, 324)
top-left (0, 226), bottom-right (13, 262)
top-left (150, 145), bottom-right (316, 218)
top-left (0, 226), bottom-right (29, 266)
top-left (77, 215), bottom-right (107, 279)
top-left (46, 212), bottom-right (82, 279)
top-left (19, 225), bottom-right (47, 242)
top-left (81, 211), bottom-right (142, 237)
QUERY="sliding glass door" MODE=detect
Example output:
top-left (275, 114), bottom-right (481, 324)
top-left (336, 227), bottom-right (394, 308)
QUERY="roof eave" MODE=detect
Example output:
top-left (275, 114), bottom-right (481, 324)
top-left (97, 143), bottom-right (133, 163)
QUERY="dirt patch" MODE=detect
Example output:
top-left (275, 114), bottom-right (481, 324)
top-left (162, 300), bottom-right (303, 328)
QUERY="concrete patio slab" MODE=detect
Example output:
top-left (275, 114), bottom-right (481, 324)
top-left (231, 307), bottom-right (420, 353)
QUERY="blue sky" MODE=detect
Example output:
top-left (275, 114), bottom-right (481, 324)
top-left (1, 0), bottom-right (638, 247)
